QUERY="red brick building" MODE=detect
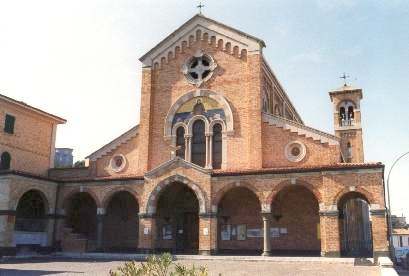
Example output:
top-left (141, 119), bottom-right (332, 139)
top-left (0, 14), bottom-right (388, 260)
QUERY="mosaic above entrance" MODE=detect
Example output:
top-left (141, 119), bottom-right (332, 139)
top-left (172, 96), bottom-right (225, 125)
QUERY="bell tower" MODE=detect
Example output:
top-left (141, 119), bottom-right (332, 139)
top-left (329, 84), bottom-right (364, 163)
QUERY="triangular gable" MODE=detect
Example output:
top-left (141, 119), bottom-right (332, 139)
top-left (139, 14), bottom-right (265, 67)
top-left (86, 125), bottom-right (139, 161)
top-left (145, 156), bottom-right (211, 179)
top-left (262, 113), bottom-right (340, 145)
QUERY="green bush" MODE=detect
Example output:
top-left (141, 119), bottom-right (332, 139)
top-left (109, 253), bottom-right (209, 276)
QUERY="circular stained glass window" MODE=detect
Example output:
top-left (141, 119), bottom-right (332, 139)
top-left (110, 154), bottom-right (126, 173)
top-left (182, 50), bottom-right (217, 87)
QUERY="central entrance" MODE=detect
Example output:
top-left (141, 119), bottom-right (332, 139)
top-left (156, 182), bottom-right (199, 254)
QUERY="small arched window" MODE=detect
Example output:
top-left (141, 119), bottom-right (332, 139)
top-left (0, 152), bottom-right (11, 170)
top-left (346, 142), bottom-right (352, 163)
top-left (347, 106), bottom-right (354, 120)
top-left (191, 120), bottom-right (206, 167)
top-left (212, 124), bottom-right (222, 169)
top-left (176, 126), bottom-right (185, 159)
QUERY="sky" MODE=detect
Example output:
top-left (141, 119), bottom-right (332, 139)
top-left (0, 0), bottom-right (408, 216)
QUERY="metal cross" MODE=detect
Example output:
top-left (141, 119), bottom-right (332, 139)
top-left (340, 73), bottom-right (350, 86)
top-left (197, 2), bottom-right (205, 14)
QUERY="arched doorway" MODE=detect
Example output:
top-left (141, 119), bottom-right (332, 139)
top-left (338, 192), bottom-right (373, 257)
top-left (155, 182), bottom-right (199, 254)
top-left (65, 193), bottom-right (97, 251)
top-left (103, 191), bottom-right (139, 252)
top-left (270, 186), bottom-right (320, 256)
top-left (15, 190), bottom-right (47, 233)
top-left (217, 187), bottom-right (262, 255)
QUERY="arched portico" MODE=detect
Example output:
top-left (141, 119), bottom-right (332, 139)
top-left (145, 175), bottom-right (207, 215)
top-left (337, 191), bottom-right (373, 257)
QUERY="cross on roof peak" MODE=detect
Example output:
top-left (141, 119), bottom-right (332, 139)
top-left (197, 1), bottom-right (205, 14)
top-left (340, 73), bottom-right (350, 86)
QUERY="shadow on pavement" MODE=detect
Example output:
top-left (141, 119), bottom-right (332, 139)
top-left (0, 269), bottom-right (83, 275)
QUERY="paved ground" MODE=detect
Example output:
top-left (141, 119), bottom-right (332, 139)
top-left (0, 258), bottom-right (380, 276)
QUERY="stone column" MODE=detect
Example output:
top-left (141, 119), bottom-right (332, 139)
top-left (96, 208), bottom-right (105, 251)
top-left (138, 214), bottom-right (156, 254)
top-left (370, 208), bottom-right (389, 262)
top-left (205, 134), bottom-right (212, 169)
top-left (0, 210), bottom-right (16, 256)
top-left (185, 135), bottom-right (192, 162)
top-left (198, 213), bottom-right (217, 255)
top-left (319, 210), bottom-right (341, 257)
top-left (262, 212), bottom-right (272, 256)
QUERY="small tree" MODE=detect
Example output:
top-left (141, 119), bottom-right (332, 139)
top-left (109, 253), bottom-right (209, 276)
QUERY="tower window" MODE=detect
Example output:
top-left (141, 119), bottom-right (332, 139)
top-left (176, 126), bottom-right (185, 159)
top-left (0, 152), bottom-right (11, 170)
top-left (339, 101), bottom-right (355, 126)
top-left (4, 114), bottom-right (15, 134)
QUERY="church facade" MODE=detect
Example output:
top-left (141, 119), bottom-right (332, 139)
top-left (0, 14), bottom-right (388, 259)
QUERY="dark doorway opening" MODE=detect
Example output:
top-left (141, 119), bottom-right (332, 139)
top-left (156, 182), bottom-right (199, 254)
top-left (103, 191), bottom-right (139, 252)
top-left (339, 192), bottom-right (373, 257)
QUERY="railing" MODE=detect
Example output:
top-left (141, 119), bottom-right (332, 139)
top-left (340, 119), bottom-right (355, 127)
top-left (14, 218), bottom-right (48, 232)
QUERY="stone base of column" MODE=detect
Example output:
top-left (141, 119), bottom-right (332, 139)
top-left (262, 251), bottom-right (272, 257)
top-left (373, 250), bottom-right (390, 263)
top-left (321, 251), bottom-right (340, 257)
top-left (199, 249), bottom-right (211, 255)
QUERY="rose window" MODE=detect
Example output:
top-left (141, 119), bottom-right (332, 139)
top-left (182, 51), bottom-right (217, 86)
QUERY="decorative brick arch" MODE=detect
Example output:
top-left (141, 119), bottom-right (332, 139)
top-left (213, 181), bottom-right (261, 208)
top-left (13, 188), bottom-right (51, 213)
top-left (145, 175), bottom-right (207, 215)
top-left (61, 187), bottom-right (102, 210)
top-left (333, 187), bottom-right (375, 206)
top-left (266, 180), bottom-right (323, 206)
top-left (164, 89), bottom-right (234, 138)
top-left (101, 187), bottom-right (140, 210)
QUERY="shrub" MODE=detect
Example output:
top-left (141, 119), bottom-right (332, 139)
top-left (109, 253), bottom-right (209, 276)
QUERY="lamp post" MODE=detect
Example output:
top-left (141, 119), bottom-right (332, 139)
top-left (386, 151), bottom-right (409, 259)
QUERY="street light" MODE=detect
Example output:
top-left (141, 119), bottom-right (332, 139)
top-left (386, 151), bottom-right (409, 260)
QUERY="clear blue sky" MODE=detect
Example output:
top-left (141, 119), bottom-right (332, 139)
top-left (0, 0), bottom-right (408, 216)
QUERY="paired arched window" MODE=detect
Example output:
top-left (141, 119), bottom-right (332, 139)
top-left (176, 127), bottom-right (185, 159)
top-left (339, 101), bottom-right (355, 126)
top-left (212, 124), bottom-right (222, 169)
top-left (191, 120), bottom-right (206, 167)
top-left (0, 152), bottom-right (11, 170)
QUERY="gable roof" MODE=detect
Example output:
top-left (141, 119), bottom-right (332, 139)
top-left (262, 113), bottom-right (340, 145)
top-left (139, 14), bottom-right (266, 67)
top-left (145, 156), bottom-right (211, 178)
top-left (0, 93), bottom-right (66, 123)
top-left (86, 125), bottom-right (139, 161)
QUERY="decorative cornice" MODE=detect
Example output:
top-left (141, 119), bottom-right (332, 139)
top-left (262, 113), bottom-right (340, 146)
top-left (139, 14), bottom-right (265, 67)
top-left (145, 157), bottom-right (211, 179)
top-left (86, 125), bottom-right (139, 161)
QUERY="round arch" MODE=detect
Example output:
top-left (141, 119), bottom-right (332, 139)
top-left (164, 89), bottom-right (234, 138)
top-left (333, 187), bottom-right (375, 206)
top-left (187, 115), bottom-right (209, 136)
top-left (266, 180), bottom-right (322, 206)
top-left (145, 175), bottom-right (207, 215)
top-left (213, 182), bottom-right (261, 209)
top-left (61, 188), bottom-right (102, 210)
top-left (101, 187), bottom-right (140, 210)
top-left (13, 187), bottom-right (51, 213)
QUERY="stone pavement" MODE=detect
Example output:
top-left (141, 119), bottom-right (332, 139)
top-left (0, 256), bottom-right (381, 276)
